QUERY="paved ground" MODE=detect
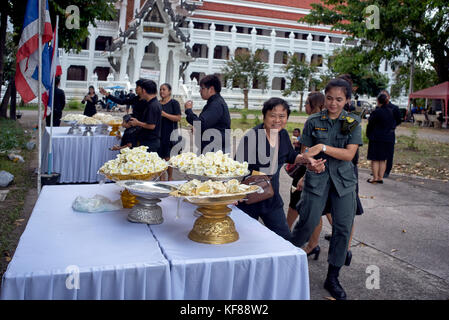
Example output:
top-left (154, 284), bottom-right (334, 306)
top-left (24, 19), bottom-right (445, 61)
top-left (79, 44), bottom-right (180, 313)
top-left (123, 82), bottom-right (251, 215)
top-left (9, 110), bottom-right (449, 300)
top-left (278, 168), bottom-right (449, 300)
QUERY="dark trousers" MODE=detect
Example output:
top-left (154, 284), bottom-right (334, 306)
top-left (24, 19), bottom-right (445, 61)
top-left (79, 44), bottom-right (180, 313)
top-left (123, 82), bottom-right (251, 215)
top-left (245, 206), bottom-right (292, 241)
top-left (291, 180), bottom-right (356, 267)
top-left (45, 111), bottom-right (62, 127)
top-left (385, 140), bottom-right (395, 175)
top-left (139, 139), bottom-right (160, 153)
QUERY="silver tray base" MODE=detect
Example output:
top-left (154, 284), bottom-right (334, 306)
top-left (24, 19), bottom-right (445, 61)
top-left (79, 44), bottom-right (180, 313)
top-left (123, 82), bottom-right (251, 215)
top-left (127, 197), bottom-right (163, 224)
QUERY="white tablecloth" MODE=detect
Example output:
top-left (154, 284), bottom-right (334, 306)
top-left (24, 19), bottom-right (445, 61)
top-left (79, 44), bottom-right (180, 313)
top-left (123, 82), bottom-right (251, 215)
top-left (0, 184), bottom-right (171, 300)
top-left (1, 183), bottom-right (310, 300)
top-left (151, 198), bottom-right (310, 300)
top-left (41, 127), bottom-right (119, 183)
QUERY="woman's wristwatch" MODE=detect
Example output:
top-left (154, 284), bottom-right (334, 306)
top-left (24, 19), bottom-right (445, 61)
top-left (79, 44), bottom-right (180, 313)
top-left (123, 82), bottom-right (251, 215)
top-left (322, 144), bottom-right (327, 153)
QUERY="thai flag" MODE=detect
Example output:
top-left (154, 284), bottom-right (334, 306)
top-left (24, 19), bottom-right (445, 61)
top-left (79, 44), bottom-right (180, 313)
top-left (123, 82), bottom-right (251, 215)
top-left (15, 0), bottom-right (53, 104)
top-left (42, 21), bottom-right (62, 117)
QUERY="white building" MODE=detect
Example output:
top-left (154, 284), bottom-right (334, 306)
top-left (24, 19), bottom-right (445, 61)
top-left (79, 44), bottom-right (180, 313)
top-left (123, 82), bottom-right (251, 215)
top-left (59, 0), bottom-right (405, 108)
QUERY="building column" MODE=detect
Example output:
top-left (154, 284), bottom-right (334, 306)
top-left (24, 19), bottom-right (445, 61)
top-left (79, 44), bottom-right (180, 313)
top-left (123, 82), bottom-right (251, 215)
top-left (289, 32), bottom-right (295, 55)
top-left (230, 25), bottom-right (236, 58)
top-left (172, 50), bottom-right (181, 94)
top-left (208, 23), bottom-right (215, 74)
top-left (251, 27), bottom-right (257, 53)
top-left (306, 33), bottom-right (313, 64)
top-left (119, 45), bottom-right (130, 81)
top-left (133, 35), bottom-right (145, 83)
top-left (88, 26), bottom-right (97, 82)
top-left (60, 49), bottom-right (68, 89)
top-left (268, 29), bottom-right (276, 95)
top-left (119, 0), bottom-right (128, 33)
top-left (133, 0), bottom-right (141, 15)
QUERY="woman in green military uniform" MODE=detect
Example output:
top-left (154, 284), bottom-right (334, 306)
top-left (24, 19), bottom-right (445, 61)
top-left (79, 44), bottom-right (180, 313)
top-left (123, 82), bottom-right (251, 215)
top-left (291, 78), bottom-right (363, 300)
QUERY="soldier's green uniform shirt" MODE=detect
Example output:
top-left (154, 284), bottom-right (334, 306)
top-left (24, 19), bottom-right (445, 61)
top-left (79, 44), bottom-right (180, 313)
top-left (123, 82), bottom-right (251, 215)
top-left (291, 109), bottom-right (362, 267)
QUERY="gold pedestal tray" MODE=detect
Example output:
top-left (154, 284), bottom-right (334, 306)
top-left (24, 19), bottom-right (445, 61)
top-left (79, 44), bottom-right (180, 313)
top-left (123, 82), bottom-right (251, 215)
top-left (109, 124), bottom-right (121, 138)
top-left (171, 185), bottom-right (260, 244)
top-left (121, 189), bottom-right (139, 208)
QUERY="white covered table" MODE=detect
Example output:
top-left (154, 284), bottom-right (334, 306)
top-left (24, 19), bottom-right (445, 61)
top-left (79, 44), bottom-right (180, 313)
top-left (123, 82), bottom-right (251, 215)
top-left (1, 183), bottom-right (310, 300)
top-left (151, 198), bottom-right (310, 300)
top-left (41, 127), bottom-right (119, 183)
top-left (0, 184), bottom-right (171, 300)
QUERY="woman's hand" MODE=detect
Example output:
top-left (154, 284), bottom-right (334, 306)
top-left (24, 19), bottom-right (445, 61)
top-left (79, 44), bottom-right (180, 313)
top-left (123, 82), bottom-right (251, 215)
top-left (307, 158), bottom-right (326, 173)
top-left (304, 144), bottom-right (324, 158)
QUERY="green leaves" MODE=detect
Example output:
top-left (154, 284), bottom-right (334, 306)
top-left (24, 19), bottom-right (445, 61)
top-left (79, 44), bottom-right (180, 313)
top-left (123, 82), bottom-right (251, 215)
top-left (300, 0), bottom-right (449, 83)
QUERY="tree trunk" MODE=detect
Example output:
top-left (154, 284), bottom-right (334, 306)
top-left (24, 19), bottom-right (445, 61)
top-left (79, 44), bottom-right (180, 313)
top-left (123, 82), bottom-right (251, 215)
top-left (243, 88), bottom-right (249, 110)
top-left (431, 46), bottom-right (449, 83)
top-left (0, 80), bottom-right (11, 118)
top-left (0, 11), bottom-right (7, 105)
top-left (299, 92), bottom-right (304, 113)
top-left (10, 80), bottom-right (16, 120)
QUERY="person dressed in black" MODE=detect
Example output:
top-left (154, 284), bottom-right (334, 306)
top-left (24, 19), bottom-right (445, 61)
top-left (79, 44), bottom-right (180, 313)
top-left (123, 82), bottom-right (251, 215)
top-left (100, 79), bottom-right (146, 151)
top-left (127, 80), bottom-right (162, 152)
top-left (45, 76), bottom-right (65, 127)
top-left (380, 90), bottom-right (401, 178)
top-left (184, 74), bottom-right (231, 154)
top-left (366, 93), bottom-right (396, 183)
top-left (158, 83), bottom-right (181, 180)
top-left (235, 97), bottom-right (324, 241)
top-left (126, 89), bottom-right (136, 114)
top-left (82, 85), bottom-right (98, 117)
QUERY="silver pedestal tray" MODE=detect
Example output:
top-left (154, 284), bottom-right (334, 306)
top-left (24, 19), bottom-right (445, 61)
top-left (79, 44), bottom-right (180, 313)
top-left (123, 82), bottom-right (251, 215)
top-left (82, 124), bottom-right (96, 136)
top-left (65, 121), bottom-right (82, 135)
top-left (95, 123), bottom-right (109, 135)
top-left (115, 180), bottom-right (178, 224)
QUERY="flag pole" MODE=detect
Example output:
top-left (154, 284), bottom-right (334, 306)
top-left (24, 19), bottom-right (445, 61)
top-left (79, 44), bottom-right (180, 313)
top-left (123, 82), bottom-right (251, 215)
top-left (48, 15), bottom-right (59, 175)
top-left (37, 0), bottom-right (43, 194)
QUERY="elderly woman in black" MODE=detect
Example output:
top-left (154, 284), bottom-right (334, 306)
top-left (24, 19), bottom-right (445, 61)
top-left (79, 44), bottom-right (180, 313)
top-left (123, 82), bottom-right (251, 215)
top-left (82, 85), bottom-right (98, 117)
top-left (236, 97), bottom-right (324, 241)
top-left (366, 93), bottom-right (396, 183)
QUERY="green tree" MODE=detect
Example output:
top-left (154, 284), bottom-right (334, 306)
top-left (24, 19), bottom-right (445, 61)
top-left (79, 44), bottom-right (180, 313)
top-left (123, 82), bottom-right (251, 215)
top-left (9, 0), bottom-right (116, 50)
top-left (282, 54), bottom-right (318, 112)
top-left (222, 51), bottom-right (269, 109)
top-left (328, 47), bottom-right (389, 96)
top-left (390, 62), bottom-right (439, 98)
top-left (301, 0), bottom-right (449, 84)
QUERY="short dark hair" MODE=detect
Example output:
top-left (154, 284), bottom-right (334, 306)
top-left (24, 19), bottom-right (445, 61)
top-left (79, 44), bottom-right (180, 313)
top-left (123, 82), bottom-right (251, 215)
top-left (199, 74), bottom-right (221, 93)
top-left (161, 83), bottom-right (172, 92)
top-left (325, 78), bottom-right (352, 100)
top-left (262, 97), bottom-right (291, 118)
top-left (135, 79), bottom-right (145, 88)
top-left (141, 80), bottom-right (157, 94)
top-left (55, 76), bottom-right (60, 87)
top-left (377, 93), bottom-right (388, 106)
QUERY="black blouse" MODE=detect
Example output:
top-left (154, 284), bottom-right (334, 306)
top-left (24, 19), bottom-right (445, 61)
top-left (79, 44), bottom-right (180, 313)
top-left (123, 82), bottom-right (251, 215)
top-left (236, 124), bottom-right (298, 214)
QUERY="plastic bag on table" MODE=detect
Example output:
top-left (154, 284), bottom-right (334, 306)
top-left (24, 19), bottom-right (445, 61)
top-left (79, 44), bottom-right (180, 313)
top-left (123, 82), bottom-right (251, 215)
top-left (72, 194), bottom-right (122, 213)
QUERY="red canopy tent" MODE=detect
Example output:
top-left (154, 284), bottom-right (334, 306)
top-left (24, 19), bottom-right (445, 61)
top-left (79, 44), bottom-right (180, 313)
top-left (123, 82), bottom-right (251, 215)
top-left (409, 81), bottom-right (449, 127)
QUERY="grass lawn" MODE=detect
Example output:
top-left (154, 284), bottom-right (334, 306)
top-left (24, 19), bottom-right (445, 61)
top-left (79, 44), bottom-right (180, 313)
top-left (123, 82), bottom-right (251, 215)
top-left (0, 119), bottom-right (35, 276)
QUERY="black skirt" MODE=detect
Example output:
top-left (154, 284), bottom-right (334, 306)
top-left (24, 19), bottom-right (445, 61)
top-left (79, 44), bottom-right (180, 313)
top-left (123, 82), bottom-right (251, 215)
top-left (367, 141), bottom-right (393, 161)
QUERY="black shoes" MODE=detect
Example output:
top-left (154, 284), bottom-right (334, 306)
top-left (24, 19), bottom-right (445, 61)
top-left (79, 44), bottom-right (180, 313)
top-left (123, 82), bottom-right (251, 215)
top-left (345, 250), bottom-right (352, 266)
top-left (307, 245), bottom-right (321, 260)
top-left (324, 264), bottom-right (347, 300)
